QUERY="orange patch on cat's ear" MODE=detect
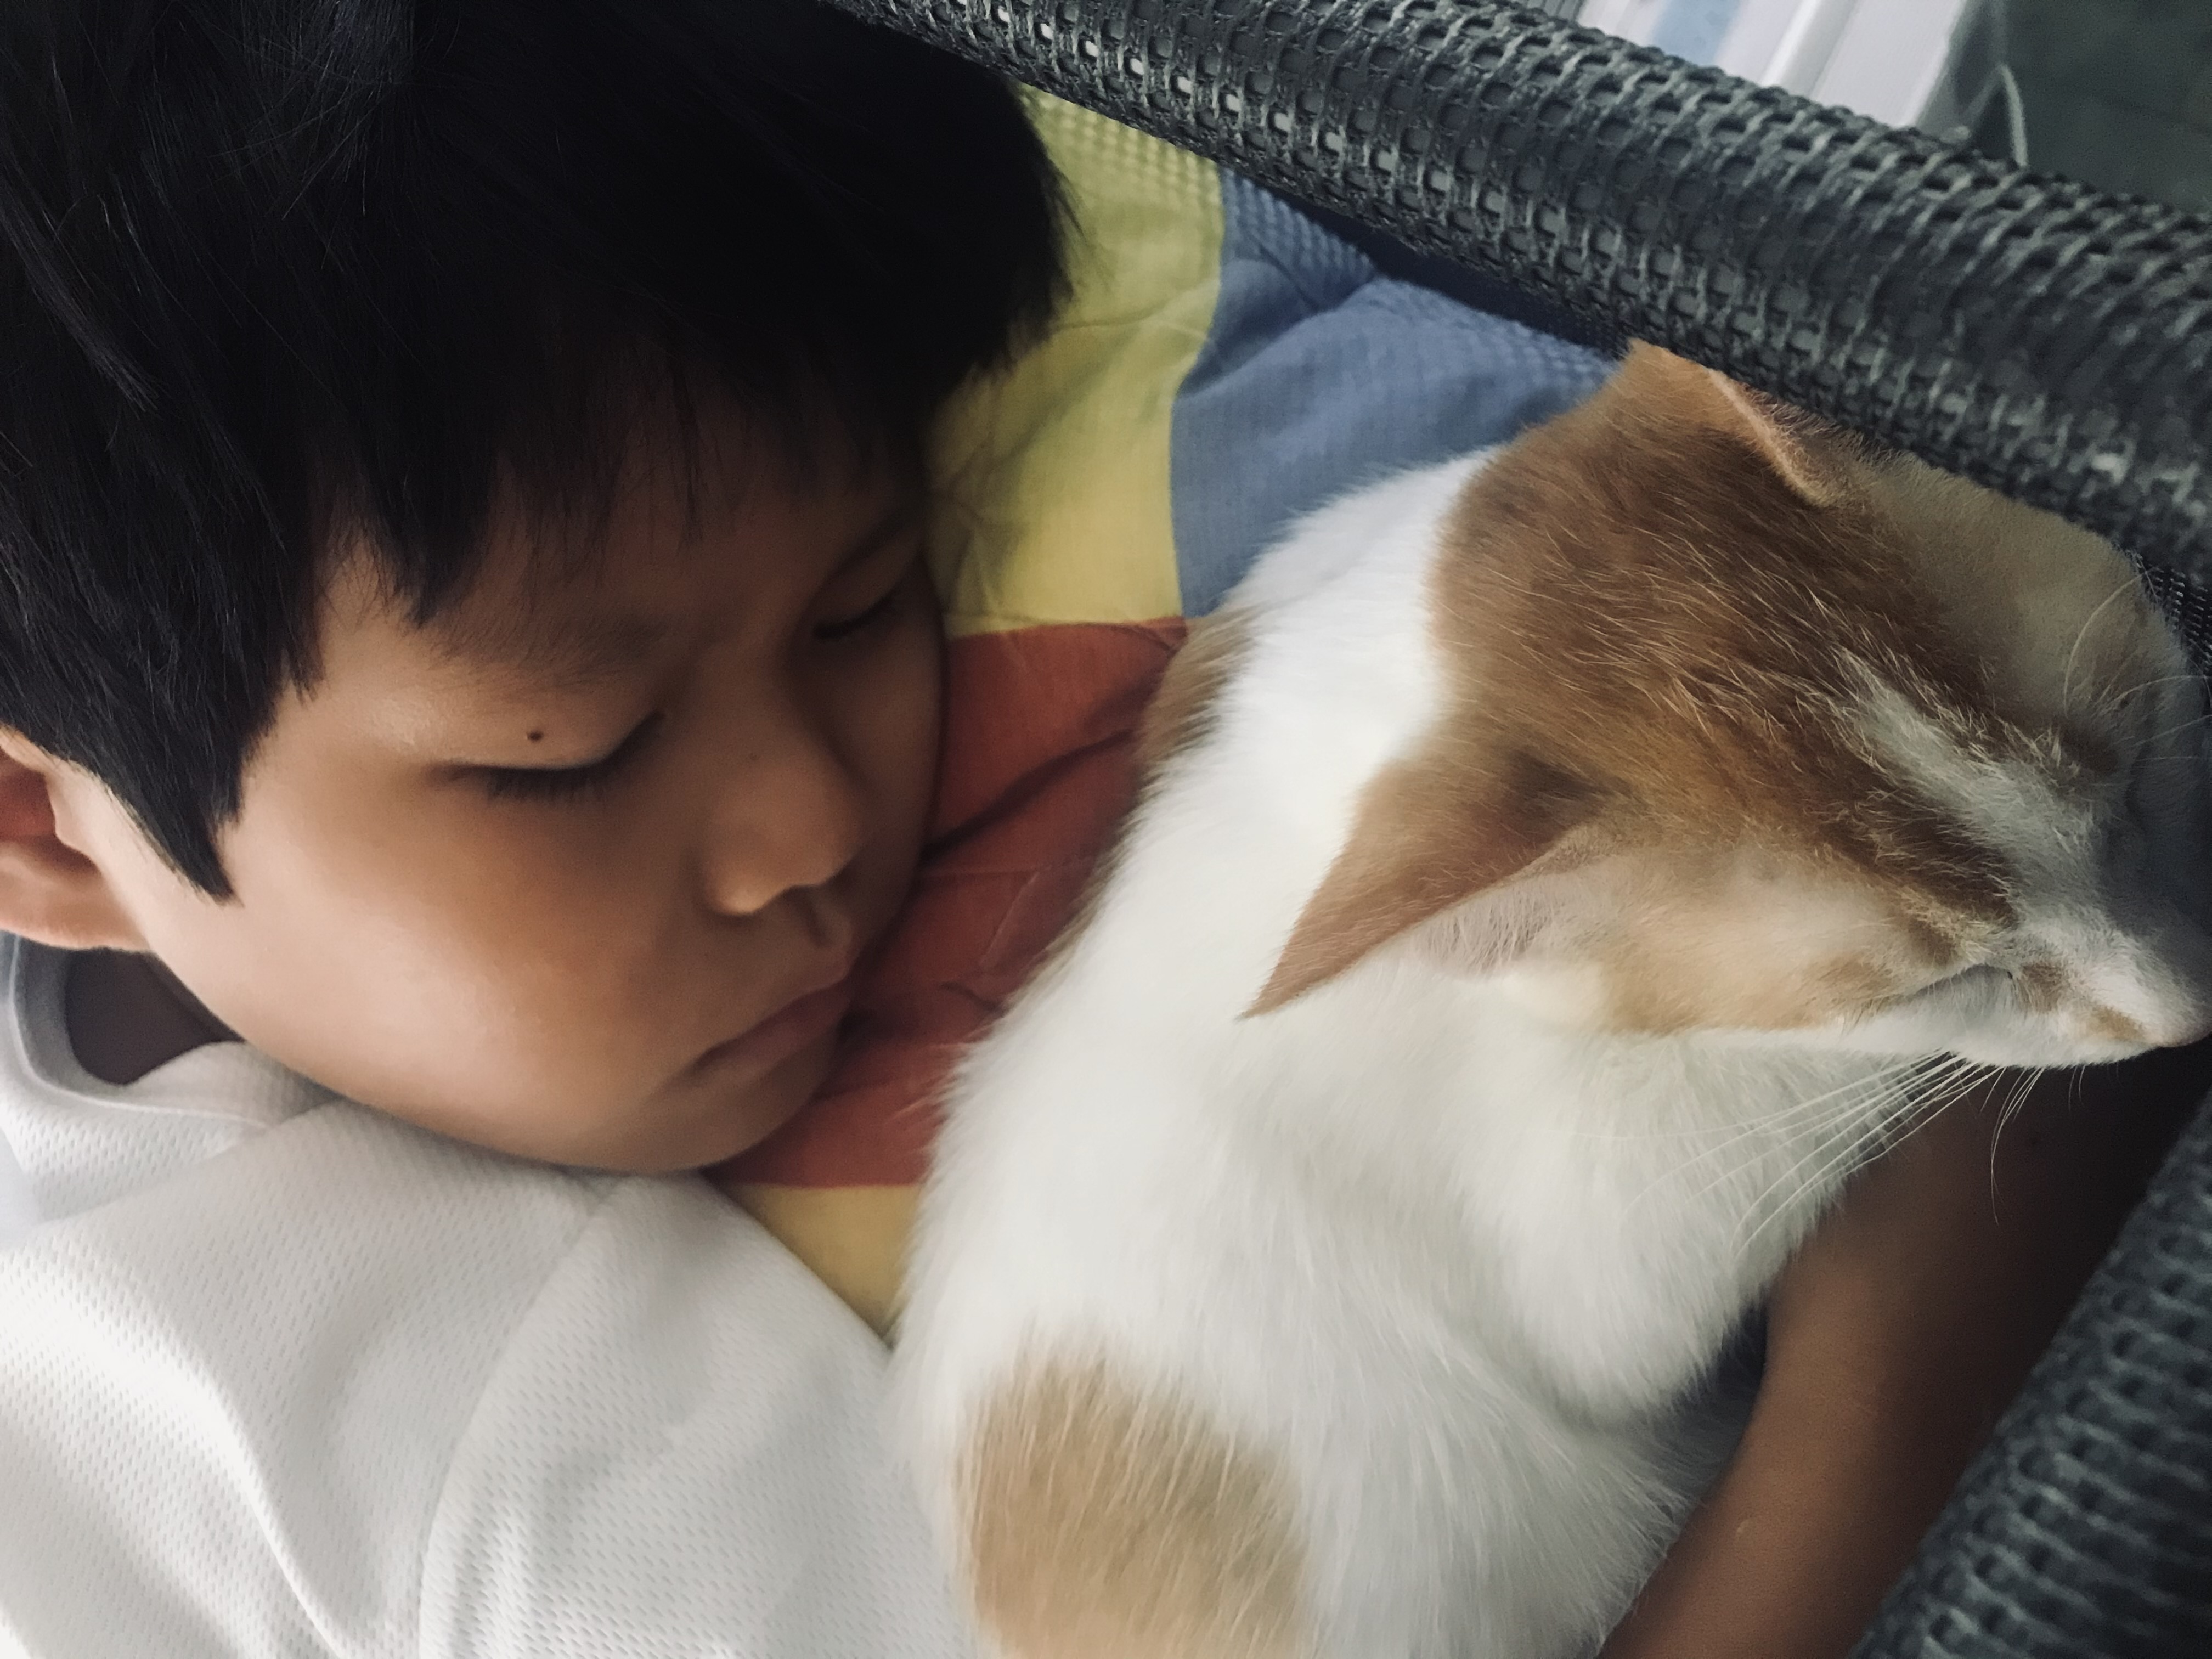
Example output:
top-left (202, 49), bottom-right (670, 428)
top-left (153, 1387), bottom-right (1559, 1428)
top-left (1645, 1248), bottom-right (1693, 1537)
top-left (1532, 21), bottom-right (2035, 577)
top-left (1623, 345), bottom-right (1852, 508)
top-left (1702, 375), bottom-right (1852, 509)
top-left (1250, 748), bottom-right (1597, 1015)
top-left (1251, 335), bottom-right (2021, 1029)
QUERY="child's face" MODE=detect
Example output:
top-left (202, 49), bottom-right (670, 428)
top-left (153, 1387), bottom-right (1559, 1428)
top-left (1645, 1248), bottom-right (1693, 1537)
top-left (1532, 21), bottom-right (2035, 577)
top-left (42, 428), bottom-right (942, 1171)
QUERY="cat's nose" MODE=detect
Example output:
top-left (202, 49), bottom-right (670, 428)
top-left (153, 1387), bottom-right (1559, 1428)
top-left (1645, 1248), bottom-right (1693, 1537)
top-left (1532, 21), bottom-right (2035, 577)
top-left (2100, 917), bottom-right (2212, 1049)
top-left (2136, 984), bottom-right (2212, 1049)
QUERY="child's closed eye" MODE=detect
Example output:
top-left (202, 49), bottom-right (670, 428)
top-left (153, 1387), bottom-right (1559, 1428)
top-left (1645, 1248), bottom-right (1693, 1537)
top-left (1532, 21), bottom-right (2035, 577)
top-left (814, 579), bottom-right (907, 643)
top-left (478, 713), bottom-right (664, 803)
top-left (814, 555), bottom-right (921, 644)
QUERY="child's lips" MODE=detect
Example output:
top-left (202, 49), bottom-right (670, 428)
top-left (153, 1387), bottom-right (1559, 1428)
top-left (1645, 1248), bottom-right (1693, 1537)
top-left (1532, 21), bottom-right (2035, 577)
top-left (693, 974), bottom-right (855, 1080)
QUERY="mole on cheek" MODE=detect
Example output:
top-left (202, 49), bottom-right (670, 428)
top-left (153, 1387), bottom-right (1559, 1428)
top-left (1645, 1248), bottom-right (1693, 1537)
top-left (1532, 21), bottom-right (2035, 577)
top-left (527, 730), bottom-right (544, 743)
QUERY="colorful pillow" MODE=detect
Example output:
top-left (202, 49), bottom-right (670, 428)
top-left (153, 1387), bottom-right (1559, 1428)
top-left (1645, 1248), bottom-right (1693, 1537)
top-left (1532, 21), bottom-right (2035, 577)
top-left (722, 93), bottom-right (1612, 1332)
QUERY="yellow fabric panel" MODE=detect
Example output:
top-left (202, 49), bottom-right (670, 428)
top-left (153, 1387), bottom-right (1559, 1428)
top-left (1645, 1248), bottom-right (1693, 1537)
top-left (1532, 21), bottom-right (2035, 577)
top-left (735, 98), bottom-right (1223, 1338)
top-left (928, 91), bottom-right (1222, 637)
top-left (731, 1182), bottom-right (919, 1339)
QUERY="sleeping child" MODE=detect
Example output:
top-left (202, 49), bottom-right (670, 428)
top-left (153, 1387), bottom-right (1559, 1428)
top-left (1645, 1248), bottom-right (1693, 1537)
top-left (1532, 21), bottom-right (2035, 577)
top-left (0, 1), bottom-right (2199, 1655)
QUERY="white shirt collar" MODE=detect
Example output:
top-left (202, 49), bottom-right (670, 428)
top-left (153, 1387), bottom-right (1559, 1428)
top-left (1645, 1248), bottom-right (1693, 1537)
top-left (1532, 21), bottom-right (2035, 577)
top-left (0, 936), bottom-right (332, 1233)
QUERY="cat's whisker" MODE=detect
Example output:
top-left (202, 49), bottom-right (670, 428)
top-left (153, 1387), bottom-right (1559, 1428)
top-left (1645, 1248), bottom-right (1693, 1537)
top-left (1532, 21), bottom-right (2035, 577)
top-left (1727, 1058), bottom-right (1994, 1266)
top-left (1628, 1065), bottom-right (1915, 1215)
top-left (1985, 1066), bottom-right (2046, 1205)
top-left (2118, 671), bottom-right (2210, 698)
top-left (1900, 1058), bottom-right (1988, 1120)
top-left (1911, 1053), bottom-right (1982, 1090)
top-left (1741, 1076), bottom-right (1931, 1262)
top-left (1589, 1053), bottom-right (1862, 1145)
top-left (1629, 1103), bottom-right (1841, 1216)
top-left (2061, 575), bottom-right (2146, 714)
top-left (1723, 1077), bottom-right (1922, 1255)
top-left (1912, 1066), bottom-right (1999, 1127)
top-left (1583, 1063), bottom-right (1900, 1146)
top-left (1661, 1109), bottom-right (1865, 1218)
top-left (1729, 1114), bottom-right (1892, 1264)
top-left (2141, 709), bottom-right (2212, 748)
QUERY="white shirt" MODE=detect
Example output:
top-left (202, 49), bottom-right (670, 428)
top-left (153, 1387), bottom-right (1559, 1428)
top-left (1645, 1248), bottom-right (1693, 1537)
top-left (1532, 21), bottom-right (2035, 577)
top-left (0, 936), bottom-right (974, 1658)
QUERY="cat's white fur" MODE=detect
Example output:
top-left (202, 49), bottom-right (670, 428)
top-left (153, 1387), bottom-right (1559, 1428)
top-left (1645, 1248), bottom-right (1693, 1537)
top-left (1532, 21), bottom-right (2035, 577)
top-left (897, 392), bottom-right (2212, 1658)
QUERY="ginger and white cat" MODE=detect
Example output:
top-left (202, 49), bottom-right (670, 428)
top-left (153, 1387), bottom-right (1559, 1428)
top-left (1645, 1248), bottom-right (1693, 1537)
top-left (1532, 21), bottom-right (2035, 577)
top-left (895, 345), bottom-right (2212, 1659)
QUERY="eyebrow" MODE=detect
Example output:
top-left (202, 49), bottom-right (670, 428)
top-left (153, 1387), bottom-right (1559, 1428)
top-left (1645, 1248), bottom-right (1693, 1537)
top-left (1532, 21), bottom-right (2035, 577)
top-left (431, 499), bottom-right (924, 691)
top-left (835, 497), bottom-right (927, 574)
top-left (431, 607), bottom-right (674, 694)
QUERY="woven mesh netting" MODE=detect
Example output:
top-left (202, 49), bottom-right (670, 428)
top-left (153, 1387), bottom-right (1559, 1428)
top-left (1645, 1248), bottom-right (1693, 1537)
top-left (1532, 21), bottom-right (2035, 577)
top-left (1861, 1096), bottom-right (2212, 1655)
top-left (827, 0), bottom-right (2212, 609)
top-left (823, 1), bottom-right (2212, 1653)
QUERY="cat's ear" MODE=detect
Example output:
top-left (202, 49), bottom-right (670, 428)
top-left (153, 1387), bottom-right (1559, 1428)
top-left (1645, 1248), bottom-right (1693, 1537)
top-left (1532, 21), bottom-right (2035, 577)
top-left (1402, 856), bottom-right (1608, 980)
top-left (1625, 344), bottom-right (1854, 509)
top-left (1248, 750), bottom-right (1599, 1015)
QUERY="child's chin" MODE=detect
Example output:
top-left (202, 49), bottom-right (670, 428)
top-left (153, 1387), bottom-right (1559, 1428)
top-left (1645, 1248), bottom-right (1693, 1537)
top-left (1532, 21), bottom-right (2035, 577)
top-left (677, 1024), bottom-right (844, 1173)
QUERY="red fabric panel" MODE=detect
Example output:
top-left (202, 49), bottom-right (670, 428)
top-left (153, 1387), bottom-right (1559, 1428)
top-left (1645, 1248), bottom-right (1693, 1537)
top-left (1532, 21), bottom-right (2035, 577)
top-left (724, 618), bottom-right (1184, 1188)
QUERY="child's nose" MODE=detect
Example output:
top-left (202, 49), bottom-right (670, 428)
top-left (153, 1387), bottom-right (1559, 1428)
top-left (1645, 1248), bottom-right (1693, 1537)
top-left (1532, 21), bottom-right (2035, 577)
top-left (696, 704), bottom-right (867, 928)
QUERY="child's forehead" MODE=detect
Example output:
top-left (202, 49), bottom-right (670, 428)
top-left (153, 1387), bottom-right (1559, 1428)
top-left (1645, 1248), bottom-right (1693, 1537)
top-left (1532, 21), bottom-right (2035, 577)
top-left (317, 446), bottom-right (921, 690)
top-left (317, 512), bottom-right (671, 685)
top-left (426, 603), bottom-right (676, 696)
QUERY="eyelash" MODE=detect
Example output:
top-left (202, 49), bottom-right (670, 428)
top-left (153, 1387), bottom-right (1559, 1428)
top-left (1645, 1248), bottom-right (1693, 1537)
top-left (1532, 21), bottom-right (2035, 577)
top-left (814, 569), bottom-right (911, 643)
top-left (480, 713), bottom-right (663, 803)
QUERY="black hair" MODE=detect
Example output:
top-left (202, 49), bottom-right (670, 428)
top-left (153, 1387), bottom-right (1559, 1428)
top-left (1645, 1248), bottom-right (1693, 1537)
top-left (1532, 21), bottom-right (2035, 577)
top-left (0, 0), bottom-right (1064, 894)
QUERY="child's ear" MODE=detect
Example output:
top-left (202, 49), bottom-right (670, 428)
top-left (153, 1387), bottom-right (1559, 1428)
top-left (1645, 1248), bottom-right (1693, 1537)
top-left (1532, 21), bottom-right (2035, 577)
top-left (1247, 749), bottom-right (1599, 1015)
top-left (0, 733), bottom-right (148, 951)
top-left (1624, 343), bottom-right (1855, 508)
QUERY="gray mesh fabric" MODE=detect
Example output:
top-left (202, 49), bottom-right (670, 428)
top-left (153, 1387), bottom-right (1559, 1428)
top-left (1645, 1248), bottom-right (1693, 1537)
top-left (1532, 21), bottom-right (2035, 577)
top-left (820, 0), bottom-right (2212, 618)
top-left (1857, 1096), bottom-right (2212, 1656)
top-left (822, 1), bottom-right (2212, 1652)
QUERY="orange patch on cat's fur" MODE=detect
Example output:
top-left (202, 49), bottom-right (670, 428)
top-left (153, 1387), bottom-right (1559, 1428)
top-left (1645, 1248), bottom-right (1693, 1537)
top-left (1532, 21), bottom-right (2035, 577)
top-left (2015, 961), bottom-right (2067, 1013)
top-left (961, 1358), bottom-right (1310, 1659)
top-left (1032, 608), bottom-right (1259, 990)
top-left (1999, 962), bottom-right (2144, 1045)
top-left (1604, 927), bottom-right (1921, 1036)
top-left (1259, 345), bottom-right (2015, 1020)
top-left (2083, 1003), bottom-right (2148, 1046)
top-left (1137, 606), bottom-right (1255, 779)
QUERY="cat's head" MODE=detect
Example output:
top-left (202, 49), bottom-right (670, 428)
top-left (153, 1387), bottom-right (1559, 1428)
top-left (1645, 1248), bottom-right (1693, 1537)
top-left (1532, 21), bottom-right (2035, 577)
top-left (1256, 345), bottom-right (2212, 1067)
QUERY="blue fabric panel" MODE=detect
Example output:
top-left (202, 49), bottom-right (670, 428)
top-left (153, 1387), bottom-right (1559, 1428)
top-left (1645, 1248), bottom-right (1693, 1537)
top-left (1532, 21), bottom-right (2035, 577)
top-left (1652, 0), bottom-right (1742, 63)
top-left (1169, 174), bottom-right (1616, 618)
